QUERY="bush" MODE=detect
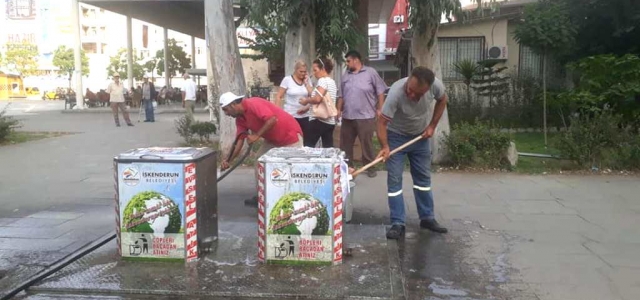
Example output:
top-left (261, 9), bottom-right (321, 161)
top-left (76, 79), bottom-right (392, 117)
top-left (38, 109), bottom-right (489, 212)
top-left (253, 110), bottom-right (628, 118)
top-left (0, 107), bottom-right (20, 142)
top-left (190, 121), bottom-right (217, 142)
top-left (556, 110), bottom-right (640, 170)
top-left (443, 122), bottom-right (512, 169)
top-left (174, 115), bottom-right (218, 145)
top-left (557, 54), bottom-right (640, 130)
top-left (175, 115), bottom-right (194, 143)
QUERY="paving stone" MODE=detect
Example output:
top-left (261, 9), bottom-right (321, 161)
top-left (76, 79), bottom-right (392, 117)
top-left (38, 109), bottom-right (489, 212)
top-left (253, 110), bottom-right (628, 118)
top-left (507, 200), bottom-right (577, 215)
top-left (2, 218), bottom-right (70, 228)
top-left (583, 242), bottom-right (640, 268)
top-left (601, 268), bottom-right (640, 300)
top-left (529, 282), bottom-right (623, 300)
top-left (0, 237), bottom-right (76, 251)
top-left (0, 227), bottom-right (72, 239)
top-left (27, 211), bottom-right (84, 220)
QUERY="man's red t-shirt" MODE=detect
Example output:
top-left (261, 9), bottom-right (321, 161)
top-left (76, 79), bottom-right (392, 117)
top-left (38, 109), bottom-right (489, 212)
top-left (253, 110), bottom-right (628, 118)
top-left (236, 97), bottom-right (302, 146)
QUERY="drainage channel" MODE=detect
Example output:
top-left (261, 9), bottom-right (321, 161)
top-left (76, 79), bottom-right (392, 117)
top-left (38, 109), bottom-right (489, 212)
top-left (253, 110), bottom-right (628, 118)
top-left (1, 232), bottom-right (116, 300)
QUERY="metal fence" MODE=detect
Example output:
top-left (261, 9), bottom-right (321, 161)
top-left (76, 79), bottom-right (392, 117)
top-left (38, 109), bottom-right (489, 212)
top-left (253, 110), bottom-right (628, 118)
top-left (438, 37), bottom-right (485, 81)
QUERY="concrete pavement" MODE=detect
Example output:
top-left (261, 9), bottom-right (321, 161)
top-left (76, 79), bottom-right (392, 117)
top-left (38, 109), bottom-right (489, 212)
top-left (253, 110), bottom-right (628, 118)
top-left (1, 111), bottom-right (639, 299)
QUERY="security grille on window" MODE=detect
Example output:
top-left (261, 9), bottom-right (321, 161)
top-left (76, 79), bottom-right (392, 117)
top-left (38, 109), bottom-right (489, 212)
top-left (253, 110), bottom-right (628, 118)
top-left (519, 45), bottom-right (564, 85)
top-left (369, 35), bottom-right (380, 58)
top-left (519, 45), bottom-right (542, 79)
top-left (438, 37), bottom-right (484, 81)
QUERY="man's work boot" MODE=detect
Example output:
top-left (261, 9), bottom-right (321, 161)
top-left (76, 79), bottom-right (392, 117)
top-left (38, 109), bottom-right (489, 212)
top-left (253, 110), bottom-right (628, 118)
top-left (420, 219), bottom-right (448, 234)
top-left (127, 123), bottom-right (134, 127)
top-left (244, 196), bottom-right (258, 207)
top-left (386, 224), bottom-right (405, 239)
top-left (367, 169), bottom-right (377, 178)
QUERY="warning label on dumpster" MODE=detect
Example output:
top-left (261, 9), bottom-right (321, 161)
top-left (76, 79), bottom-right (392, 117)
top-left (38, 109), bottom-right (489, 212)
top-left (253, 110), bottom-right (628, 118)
top-left (118, 163), bottom-right (185, 259)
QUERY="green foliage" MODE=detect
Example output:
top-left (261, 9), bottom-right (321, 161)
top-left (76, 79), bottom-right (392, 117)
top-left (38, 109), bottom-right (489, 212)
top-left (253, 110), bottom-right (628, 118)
top-left (452, 59), bottom-right (479, 86)
top-left (175, 115), bottom-right (194, 144)
top-left (556, 110), bottom-right (640, 170)
top-left (314, 0), bottom-right (364, 62)
top-left (556, 54), bottom-right (640, 129)
top-left (514, 0), bottom-right (577, 58)
top-left (0, 106), bottom-right (21, 143)
top-left (155, 38), bottom-right (192, 77)
top-left (143, 58), bottom-right (158, 78)
top-left (564, 0), bottom-right (640, 60)
top-left (52, 46), bottom-right (90, 85)
top-left (471, 60), bottom-right (510, 107)
top-left (239, 1), bottom-right (287, 64)
top-left (241, 0), bottom-right (364, 63)
top-left (106, 48), bottom-right (145, 80)
top-left (190, 121), bottom-right (217, 143)
top-left (4, 43), bottom-right (39, 76)
top-left (443, 122), bottom-right (512, 169)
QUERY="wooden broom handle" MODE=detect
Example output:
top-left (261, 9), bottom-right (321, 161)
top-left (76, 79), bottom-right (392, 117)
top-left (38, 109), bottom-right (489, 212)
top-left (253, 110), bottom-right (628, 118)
top-left (351, 135), bottom-right (423, 177)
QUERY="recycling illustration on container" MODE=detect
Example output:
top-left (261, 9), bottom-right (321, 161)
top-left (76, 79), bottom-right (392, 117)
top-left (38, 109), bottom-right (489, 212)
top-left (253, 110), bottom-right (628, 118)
top-left (118, 163), bottom-right (186, 259)
top-left (258, 148), bottom-right (350, 265)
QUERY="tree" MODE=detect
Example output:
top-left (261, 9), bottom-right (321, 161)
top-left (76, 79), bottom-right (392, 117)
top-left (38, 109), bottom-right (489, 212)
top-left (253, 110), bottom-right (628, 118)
top-left (514, 0), bottom-right (577, 145)
top-left (4, 43), bottom-right (39, 76)
top-left (452, 59), bottom-right (480, 109)
top-left (52, 45), bottom-right (90, 88)
top-left (205, 0), bottom-right (246, 156)
top-left (155, 38), bottom-right (192, 80)
top-left (106, 48), bottom-right (145, 81)
top-left (143, 58), bottom-right (158, 79)
top-left (242, 0), bottom-right (363, 73)
top-left (406, 0), bottom-right (461, 163)
top-left (563, 0), bottom-right (640, 61)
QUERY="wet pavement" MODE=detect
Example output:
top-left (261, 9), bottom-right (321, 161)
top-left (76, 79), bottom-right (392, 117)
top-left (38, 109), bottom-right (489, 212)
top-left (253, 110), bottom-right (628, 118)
top-left (18, 219), bottom-right (525, 300)
top-left (2, 112), bottom-right (640, 299)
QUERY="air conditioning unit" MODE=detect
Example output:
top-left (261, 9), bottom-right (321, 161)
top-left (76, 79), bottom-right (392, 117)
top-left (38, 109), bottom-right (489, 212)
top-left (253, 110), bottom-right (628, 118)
top-left (393, 15), bottom-right (404, 24)
top-left (487, 45), bottom-right (508, 60)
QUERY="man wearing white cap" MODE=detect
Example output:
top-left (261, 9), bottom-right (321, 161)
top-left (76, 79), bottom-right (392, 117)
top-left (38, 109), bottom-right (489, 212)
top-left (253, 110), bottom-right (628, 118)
top-left (219, 92), bottom-right (303, 204)
top-left (141, 75), bottom-right (156, 122)
top-left (106, 73), bottom-right (133, 127)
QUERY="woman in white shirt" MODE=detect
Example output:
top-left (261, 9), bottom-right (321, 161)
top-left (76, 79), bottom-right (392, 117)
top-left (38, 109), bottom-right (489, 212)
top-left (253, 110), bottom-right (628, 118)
top-left (299, 58), bottom-right (337, 148)
top-left (275, 61), bottom-right (313, 145)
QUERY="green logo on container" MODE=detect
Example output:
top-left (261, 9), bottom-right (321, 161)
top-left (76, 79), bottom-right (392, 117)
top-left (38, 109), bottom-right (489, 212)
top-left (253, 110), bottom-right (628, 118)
top-left (123, 191), bottom-right (182, 234)
top-left (269, 192), bottom-right (329, 236)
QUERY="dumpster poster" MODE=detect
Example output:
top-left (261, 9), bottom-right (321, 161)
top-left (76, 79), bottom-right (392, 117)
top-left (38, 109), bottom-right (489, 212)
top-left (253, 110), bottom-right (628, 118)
top-left (264, 162), bottom-right (334, 264)
top-left (118, 163), bottom-right (185, 259)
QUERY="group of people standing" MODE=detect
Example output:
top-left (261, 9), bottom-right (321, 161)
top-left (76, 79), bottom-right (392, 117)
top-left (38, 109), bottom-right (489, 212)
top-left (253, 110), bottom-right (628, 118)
top-left (209, 49), bottom-right (453, 240)
top-left (275, 50), bottom-right (387, 178)
top-left (105, 72), bottom-right (198, 126)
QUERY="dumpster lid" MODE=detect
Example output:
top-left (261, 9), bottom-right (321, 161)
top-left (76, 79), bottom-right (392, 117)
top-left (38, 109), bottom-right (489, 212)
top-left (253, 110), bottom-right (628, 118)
top-left (259, 147), bottom-right (344, 163)
top-left (115, 147), bottom-right (214, 162)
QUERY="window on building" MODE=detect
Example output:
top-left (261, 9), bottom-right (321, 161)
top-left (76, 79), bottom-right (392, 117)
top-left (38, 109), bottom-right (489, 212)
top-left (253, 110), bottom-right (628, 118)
top-left (438, 37), bottom-right (485, 81)
top-left (6, 0), bottom-right (36, 19)
top-left (519, 45), bottom-right (565, 86)
top-left (369, 35), bottom-right (380, 59)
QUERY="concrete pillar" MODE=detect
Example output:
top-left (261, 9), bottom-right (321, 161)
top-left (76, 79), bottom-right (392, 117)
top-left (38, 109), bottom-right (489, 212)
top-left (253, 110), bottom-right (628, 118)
top-left (126, 15), bottom-right (134, 90)
top-left (191, 36), bottom-right (196, 68)
top-left (71, 0), bottom-right (83, 109)
top-left (164, 28), bottom-right (170, 88)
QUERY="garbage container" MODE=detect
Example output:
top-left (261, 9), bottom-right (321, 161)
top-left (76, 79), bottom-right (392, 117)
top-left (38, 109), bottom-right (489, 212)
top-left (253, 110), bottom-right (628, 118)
top-left (114, 147), bottom-right (217, 262)
top-left (257, 147), bottom-right (350, 265)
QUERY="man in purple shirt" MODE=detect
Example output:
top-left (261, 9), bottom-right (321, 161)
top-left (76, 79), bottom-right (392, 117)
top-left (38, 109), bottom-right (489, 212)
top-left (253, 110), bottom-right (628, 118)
top-left (337, 50), bottom-right (388, 178)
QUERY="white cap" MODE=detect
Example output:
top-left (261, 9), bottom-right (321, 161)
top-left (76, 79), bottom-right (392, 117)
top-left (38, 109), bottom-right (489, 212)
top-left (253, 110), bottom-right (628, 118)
top-left (143, 74), bottom-right (149, 79)
top-left (219, 92), bottom-right (244, 108)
